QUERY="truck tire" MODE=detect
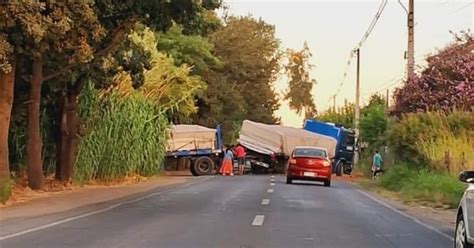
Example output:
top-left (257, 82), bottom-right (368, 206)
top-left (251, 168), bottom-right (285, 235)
top-left (189, 159), bottom-right (198, 176)
top-left (193, 157), bottom-right (215, 176)
top-left (335, 161), bottom-right (343, 177)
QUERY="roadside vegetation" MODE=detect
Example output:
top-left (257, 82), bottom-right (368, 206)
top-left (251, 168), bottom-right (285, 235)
top-left (319, 32), bottom-right (473, 209)
top-left (0, 1), bottom-right (320, 203)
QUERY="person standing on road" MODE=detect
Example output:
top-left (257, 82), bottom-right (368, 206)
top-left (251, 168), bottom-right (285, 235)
top-left (234, 143), bottom-right (246, 175)
top-left (372, 149), bottom-right (383, 179)
top-left (220, 147), bottom-right (234, 176)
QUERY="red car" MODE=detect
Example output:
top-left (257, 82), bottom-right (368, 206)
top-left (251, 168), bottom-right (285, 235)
top-left (286, 146), bottom-right (332, 187)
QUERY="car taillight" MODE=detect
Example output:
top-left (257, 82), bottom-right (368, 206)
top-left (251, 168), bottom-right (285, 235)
top-left (323, 161), bottom-right (331, 167)
top-left (289, 159), bottom-right (297, 164)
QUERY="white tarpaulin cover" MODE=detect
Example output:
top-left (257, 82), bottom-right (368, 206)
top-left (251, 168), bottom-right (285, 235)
top-left (237, 120), bottom-right (337, 158)
top-left (166, 125), bottom-right (216, 152)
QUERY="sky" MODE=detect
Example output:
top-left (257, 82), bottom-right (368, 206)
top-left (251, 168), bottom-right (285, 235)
top-left (224, 0), bottom-right (473, 127)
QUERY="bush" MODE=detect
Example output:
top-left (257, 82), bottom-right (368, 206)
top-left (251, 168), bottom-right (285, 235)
top-left (388, 111), bottom-right (474, 173)
top-left (379, 164), bottom-right (466, 208)
top-left (74, 83), bottom-right (168, 184)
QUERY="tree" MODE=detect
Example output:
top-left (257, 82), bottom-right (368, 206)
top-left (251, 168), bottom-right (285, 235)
top-left (360, 95), bottom-right (388, 147)
top-left (157, 24), bottom-right (221, 75)
top-left (393, 31), bottom-right (473, 114)
top-left (194, 16), bottom-right (281, 143)
top-left (1, 1), bottom-right (104, 189)
top-left (284, 42), bottom-right (317, 119)
top-left (0, 33), bottom-right (14, 197)
top-left (111, 26), bottom-right (207, 121)
top-left (317, 101), bottom-right (355, 128)
top-left (1, 0), bottom-right (221, 189)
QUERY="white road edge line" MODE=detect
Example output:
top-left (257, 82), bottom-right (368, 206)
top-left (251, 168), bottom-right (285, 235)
top-left (0, 176), bottom-right (215, 241)
top-left (261, 199), bottom-right (270, 205)
top-left (267, 189), bottom-right (274, 193)
top-left (356, 189), bottom-right (454, 242)
top-left (252, 215), bottom-right (265, 226)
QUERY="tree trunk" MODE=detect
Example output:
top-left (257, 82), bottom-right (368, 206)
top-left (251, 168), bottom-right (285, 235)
top-left (0, 65), bottom-right (15, 191)
top-left (61, 92), bottom-right (80, 182)
top-left (56, 75), bottom-right (87, 182)
top-left (55, 93), bottom-right (67, 180)
top-left (26, 58), bottom-right (44, 190)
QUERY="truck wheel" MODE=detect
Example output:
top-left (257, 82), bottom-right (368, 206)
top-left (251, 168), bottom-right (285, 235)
top-left (336, 161), bottom-right (343, 177)
top-left (190, 159), bottom-right (198, 176)
top-left (193, 157), bottom-right (215, 176)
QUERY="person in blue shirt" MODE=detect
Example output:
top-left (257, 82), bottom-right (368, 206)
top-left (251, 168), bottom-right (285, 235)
top-left (372, 149), bottom-right (383, 179)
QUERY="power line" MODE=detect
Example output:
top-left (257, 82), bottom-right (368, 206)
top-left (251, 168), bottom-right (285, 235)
top-left (354, 0), bottom-right (388, 51)
top-left (328, 0), bottom-right (389, 103)
top-left (397, 0), bottom-right (408, 15)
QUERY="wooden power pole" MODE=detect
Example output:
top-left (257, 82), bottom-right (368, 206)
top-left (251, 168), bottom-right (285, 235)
top-left (354, 48), bottom-right (361, 164)
top-left (407, 0), bottom-right (415, 80)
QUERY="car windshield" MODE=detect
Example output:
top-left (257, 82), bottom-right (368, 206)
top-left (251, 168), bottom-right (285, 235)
top-left (294, 148), bottom-right (327, 158)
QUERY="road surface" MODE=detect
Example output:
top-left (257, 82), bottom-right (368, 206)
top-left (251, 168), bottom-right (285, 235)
top-left (0, 175), bottom-right (453, 248)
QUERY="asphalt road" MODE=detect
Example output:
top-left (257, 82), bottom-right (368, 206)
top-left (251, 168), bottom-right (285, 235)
top-left (0, 175), bottom-right (453, 248)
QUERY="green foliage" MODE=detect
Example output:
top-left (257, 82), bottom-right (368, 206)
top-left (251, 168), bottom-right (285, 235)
top-left (317, 102), bottom-right (355, 128)
top-left (360, 96), bottom-right (387, 147)
top-left (284, 42), bottom-right (317, 118)
top-left (388, 111), bottom-right (474, 172)
top-left (114, 26), bottom-right (207, 122)
top-left (378, 164), bottom-right (465, 208)
top-left (194, 15), bottom-right (282, 143)
top-left (157, 24), bottom-right (221, 74)
top-left (74, 83), bottom-right (168, 183)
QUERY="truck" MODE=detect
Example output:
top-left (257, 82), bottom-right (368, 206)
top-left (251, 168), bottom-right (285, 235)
top-left (165, 124), bottom-right (223, 176)
top-left (238, 120), bottom-right (337, 174)
top-left (303, 119), bottom-right (356, 176)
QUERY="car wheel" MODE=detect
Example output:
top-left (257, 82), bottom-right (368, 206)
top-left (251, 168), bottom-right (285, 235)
top-left (324, 180), bottom-right (331, 187)
top-left (286, 176), bottom-right (292, 184)
top-left (455, 213), bottom-right (473, 248)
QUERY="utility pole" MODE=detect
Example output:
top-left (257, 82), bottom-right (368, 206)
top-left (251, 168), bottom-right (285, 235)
top-left (354, 48), bottom-right (361, 165)
top-left (407, 0), bottom-right (415, 80)
top-left (386, 89), bottom-right (389, 110)
top-left (333, 95), bottom-right (336, 112)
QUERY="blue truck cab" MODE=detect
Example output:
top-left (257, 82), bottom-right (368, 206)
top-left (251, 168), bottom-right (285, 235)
top-left (303, 119), bottom-right (355, 175)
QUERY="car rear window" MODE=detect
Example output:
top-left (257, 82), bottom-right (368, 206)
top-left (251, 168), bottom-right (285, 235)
top-left (293, 148), bottom-right (327, 158)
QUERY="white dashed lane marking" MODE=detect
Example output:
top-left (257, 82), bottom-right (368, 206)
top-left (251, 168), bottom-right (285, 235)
top-left (270, 183), bottom-right (275, 186)
top-left (267, 189), bottom-right (274, 193)
top-left (252, 215), bottom-right (265, 226)
top-left (261, 199), bottom-right (270, 205)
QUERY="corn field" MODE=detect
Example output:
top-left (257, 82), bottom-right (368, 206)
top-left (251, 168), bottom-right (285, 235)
top-left (74, 83), bottom-right (168, 183)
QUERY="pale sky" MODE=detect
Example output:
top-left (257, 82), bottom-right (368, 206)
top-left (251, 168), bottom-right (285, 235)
top-left (225, 0), bottom-right (473, 127)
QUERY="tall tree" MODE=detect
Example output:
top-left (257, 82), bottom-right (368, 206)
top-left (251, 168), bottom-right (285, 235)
top-left (195, 16), bottom-right (281, 142)
top-left (284, 42), bottom-right (317, 119)
top-left (1, 1), bottom-right (104, 189)
top-left (0, 33), bottom-right (14, 195)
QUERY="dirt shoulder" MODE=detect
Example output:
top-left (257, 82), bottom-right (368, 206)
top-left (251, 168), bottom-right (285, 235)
top-left (0, 171), bottom-right (196, 221)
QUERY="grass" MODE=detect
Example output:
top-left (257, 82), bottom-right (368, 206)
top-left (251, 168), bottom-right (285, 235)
top-left (73, 83), bottom-right (168, 184)
top-left (358, 164), bottom-right (466, 209)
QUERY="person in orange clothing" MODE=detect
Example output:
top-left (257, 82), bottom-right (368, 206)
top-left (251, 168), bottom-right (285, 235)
top-left (219, 147), bottom-right (234, 176)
